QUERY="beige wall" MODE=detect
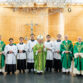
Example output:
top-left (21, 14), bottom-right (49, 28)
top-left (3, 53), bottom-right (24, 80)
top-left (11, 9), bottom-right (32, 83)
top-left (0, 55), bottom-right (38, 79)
top-left (0, 5), bottom-right (83, 44)
top-left (64, 6), bottom-right (83, 43)
top-left (48, 12), bottom-right (60, 40)
top-left (48, 6), bottom-right (83, 42)
top-left (0, 7), bottom-right (48, 44)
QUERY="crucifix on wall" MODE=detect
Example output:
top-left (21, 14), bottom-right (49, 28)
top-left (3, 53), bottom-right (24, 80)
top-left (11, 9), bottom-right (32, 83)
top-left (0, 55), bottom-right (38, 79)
top-left (24, 22), bottom-right (38, 41)
top-left (26, 22), bottom-right (38, 34)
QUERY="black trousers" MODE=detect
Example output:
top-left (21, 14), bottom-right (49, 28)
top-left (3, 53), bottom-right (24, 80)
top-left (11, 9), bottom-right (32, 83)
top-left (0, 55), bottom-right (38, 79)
top-left (46, 60), bottom-right (53, 72)
top-left (5, 64), bottom-right (16, 74)
top-left (54, 59), bottom-right (62, 72)
top-left (17, 59), bottom-right (26, 71)
top-left (27, 62), bottom-right (34, 71)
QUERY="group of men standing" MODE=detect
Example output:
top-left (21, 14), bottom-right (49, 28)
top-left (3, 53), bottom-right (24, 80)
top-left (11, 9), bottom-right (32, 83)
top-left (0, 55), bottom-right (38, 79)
top-left (0, 34), bottom-right (83, 76)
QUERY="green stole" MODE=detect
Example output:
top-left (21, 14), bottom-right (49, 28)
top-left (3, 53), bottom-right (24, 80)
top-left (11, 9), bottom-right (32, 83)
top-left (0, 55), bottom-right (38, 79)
top-left (34, 43), bottom-right (47, 72)
top-left (74, 42), bottom-right (83, 70)
top-left (77, 43), bottom-right (82, 62)
top-left (64, 41), bottom-right (70, 67)
top-left (61, 40), bottom-right (73, 69)
top-left (0, 41), bottom-right (5, 68)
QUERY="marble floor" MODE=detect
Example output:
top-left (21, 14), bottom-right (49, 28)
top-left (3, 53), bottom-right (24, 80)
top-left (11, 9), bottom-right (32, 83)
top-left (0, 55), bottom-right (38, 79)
top-left (0, 72), bottom-right (83, 83)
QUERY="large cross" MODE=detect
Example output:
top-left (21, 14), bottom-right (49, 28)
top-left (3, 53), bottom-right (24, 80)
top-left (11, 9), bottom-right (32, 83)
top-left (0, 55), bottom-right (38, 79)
top-left (26, 22), bottom-right (38, 34)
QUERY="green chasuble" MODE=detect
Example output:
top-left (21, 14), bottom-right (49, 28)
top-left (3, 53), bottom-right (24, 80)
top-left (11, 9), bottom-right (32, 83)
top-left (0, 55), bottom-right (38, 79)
top-left (60, 40), bottom-right (73, 69)
top-left (0, 41), bottom-right (5, 69)
top-left (73, 42), bottom-right (83, 71)
top-left (33, 43), bottom-right (47, 73)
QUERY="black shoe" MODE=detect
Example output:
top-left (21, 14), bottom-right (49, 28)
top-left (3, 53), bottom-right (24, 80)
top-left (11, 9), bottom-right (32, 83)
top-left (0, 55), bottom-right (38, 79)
top-left (19, 70), bottom-right (21, 73)
top-left (63, 72), bottom-right (66, 74)
top-left (7, 72), bottom-right (10, 75)
top-left (37, 72), bottom-right (42, 75)
top-left (46, 68), bottom-right (48, 72)
top-left (23, 70), bottom-right (25, 73)
top-left (76, 74), bottom-right (82, 77)
top-left (12, 71), bottom-right (15, 74)
top-left (67, 72), bottom-right (70, 74)
top-left (0, 72), bottom-right (3, 75)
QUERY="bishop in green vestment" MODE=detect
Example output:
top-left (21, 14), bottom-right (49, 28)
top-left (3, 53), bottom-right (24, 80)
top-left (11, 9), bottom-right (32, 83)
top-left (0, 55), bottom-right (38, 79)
top-left (33, 35), bottom-right (47, 73)
top-left (60, 35), bottom-right (73, 73)
top-left (0, 35), bottom-right (5, 73)
top-left (73, 37), bottom-right (83, 75)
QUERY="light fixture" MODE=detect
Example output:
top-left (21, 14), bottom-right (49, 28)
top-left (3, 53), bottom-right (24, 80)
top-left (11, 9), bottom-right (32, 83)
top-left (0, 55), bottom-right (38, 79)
top-left (68, 7), bottom-right (71, 12)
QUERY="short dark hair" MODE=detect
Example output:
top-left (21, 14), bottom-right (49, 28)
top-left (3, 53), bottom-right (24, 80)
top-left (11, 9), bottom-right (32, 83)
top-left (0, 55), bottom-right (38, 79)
top-left (9, 38), bottom-right (13, 41)
top-left (57, 34), bottom-right (61, 38)
top-left (46, 34), bottom-right (51, 38)
top-left (19, 37), bottom-right (24, 40)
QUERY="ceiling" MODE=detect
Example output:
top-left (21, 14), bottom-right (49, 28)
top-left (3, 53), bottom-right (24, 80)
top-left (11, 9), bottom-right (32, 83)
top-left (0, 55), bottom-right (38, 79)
top-left (0, 0), bottom-right (83, 8)
top-left (0, 0), bottom-right (83, 3)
